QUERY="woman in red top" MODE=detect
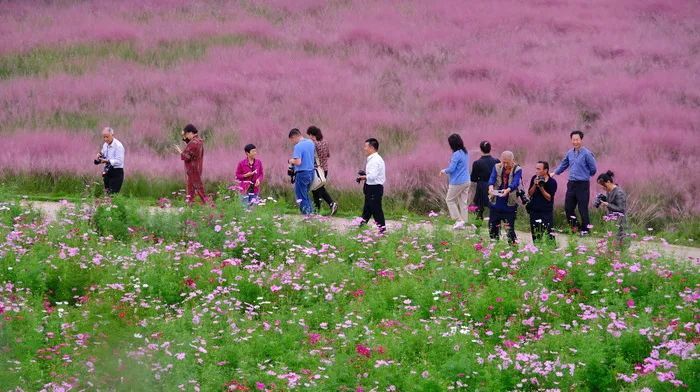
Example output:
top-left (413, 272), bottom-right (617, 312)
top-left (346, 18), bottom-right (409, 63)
top-left (174, 124), bottom-right (208, 205)
top-left (307, 126), bottom-right (338, 215)
top-left (235, 144), bottom-right (264, 205)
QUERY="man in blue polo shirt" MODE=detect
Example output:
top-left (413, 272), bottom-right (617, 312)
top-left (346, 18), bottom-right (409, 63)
top-left (552, 130), bottom-right (597, 234)
top-left (288, 128), bottom-right (316, 215)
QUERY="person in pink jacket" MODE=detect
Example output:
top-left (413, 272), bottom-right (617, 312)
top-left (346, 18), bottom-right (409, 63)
top-left (235, 144), bottom-right (264, 205)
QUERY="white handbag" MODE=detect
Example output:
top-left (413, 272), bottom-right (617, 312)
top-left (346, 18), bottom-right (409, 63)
top-left (310, 153), bottom-right (327, 191)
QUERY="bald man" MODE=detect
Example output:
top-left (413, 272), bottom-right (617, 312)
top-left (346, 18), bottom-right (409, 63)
top-left (96, 127), bottom-right (125, 194)
top-left (487, 150), bottom-right (522, 244)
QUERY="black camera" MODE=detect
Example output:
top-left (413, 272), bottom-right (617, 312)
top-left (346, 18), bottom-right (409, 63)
top-left (593, 193), bottom-right (608, 208)
top-left (516, 189), bottom-right (530, 205)
top-left (535, 176), bottom-right (547, 187)
top-left (356, 170), bottom-right (366, 184)
top-left (94, 153), bottom-right (112, 176)
top-left (287, 165), bottom-right (296, 184)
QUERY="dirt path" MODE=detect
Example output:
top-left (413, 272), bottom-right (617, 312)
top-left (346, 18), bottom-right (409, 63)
top-left (305, 215), bottom-right (700, 263)
top-left (21, 200), bottom-right (700, 262)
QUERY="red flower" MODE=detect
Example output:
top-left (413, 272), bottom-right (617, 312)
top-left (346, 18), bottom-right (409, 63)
top-left (355, 344), bottom-right (371, 358)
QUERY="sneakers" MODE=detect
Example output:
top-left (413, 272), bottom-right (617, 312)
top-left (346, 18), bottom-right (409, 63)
top-left (330, 202), bottom-right (338, 216)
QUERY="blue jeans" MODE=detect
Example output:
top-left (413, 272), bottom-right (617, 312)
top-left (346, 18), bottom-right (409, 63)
top-left (294, 170), bottom-right (314, 215)
top-left (241, 193), bottom-right (259, 207)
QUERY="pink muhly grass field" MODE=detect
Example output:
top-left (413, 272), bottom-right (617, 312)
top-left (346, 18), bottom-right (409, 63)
top-left (0, 0), bottom-right (698, 214)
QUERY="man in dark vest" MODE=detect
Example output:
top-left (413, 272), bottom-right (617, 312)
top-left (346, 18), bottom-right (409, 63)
top-left (488, 151), bottom-right (522, 244)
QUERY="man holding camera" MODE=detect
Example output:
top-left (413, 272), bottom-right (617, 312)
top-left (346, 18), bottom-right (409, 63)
top-left (527, 161), bottom-right (557, 242)
top-left (287, 128), bottom-right (315, 215)
top-left (174, 124), bottom-right (208, 205)
top-left (488, 151), bottom-right (522, 244)
top-left (552, 130), bottom-right (597, 234)
top-left (95, 127), bottom-right (125, 194)
top-left (357, 138), bottom-right (386, 234)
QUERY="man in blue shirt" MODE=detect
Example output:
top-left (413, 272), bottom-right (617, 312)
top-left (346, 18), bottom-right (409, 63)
top-left (488, 151), bottom-right (522, 244)
top-left (552, 130), bottom-right (597, 234)
top-left (288, 128), bottom-right (316, 215)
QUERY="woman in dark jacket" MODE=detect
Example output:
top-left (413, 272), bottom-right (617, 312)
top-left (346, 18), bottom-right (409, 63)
top-left (597, 170), bottom-right (628, 248)
top-left (470, 141), bottom-right (500, 220)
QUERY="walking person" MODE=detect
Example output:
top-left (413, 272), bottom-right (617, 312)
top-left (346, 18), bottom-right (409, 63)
top-left (95, 126), bottom-right (125, 194)
top-left (440, 133), bottom-right (470, 229)
top-left (235, 144), bottom-right (264, 206)
top-left (470, 141), bottom-right (500, 220)
top-left (357, 138), bottom-right (386, 233)
top-left (174, 124), bottom-right (208, 205)
top-left (306, 126), bottom-right (338, 215)
top-left (552, 130), bottom-right (597, 234)
top-left (488, 151), bottom-right (522, 244)
top-left (596, 170), bottom-right (628, 249)
top-left (288, 128), bottom-right (315, 215)
top-left (527, 161), bottom-right (557, 242)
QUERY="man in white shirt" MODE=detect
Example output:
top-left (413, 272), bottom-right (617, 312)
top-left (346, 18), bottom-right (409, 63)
top-left (95, 127), bottom-right (125, 194)
top-left (357, 138), bottom-right (386, 233)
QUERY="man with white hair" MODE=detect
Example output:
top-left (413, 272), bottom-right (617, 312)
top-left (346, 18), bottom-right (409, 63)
top-left (487, 150), bottom-right (522, 244)
top-left (95, 127), bottom-right (125, 194)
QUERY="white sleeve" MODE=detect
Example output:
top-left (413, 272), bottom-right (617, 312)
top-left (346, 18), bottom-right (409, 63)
top-left (109, 143), bottom-right (124, 167)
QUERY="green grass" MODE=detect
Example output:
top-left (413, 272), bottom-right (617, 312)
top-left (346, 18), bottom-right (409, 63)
top-left (0, 111), bottom-right (132, 135)
top-left (0, 34), bottom-right (274, 80)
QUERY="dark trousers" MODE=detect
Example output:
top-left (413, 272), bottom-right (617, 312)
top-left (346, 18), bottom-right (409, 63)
top-left (474, 182), bottom-right (489, 220)
top-left (362, 184), bottom-right (385, 230)
top-left (489, 209), bottom-right (517, 244)
top-left (565, 181), bottom-right (590, 232)
top-left (529, 210), bottom-right (554, 242)
top-left (312, 170), bottom-right (334, 210)
top-left (103, 168), bottom-right (124, 194)
top-left (475, 205), bottom-right (491, 220)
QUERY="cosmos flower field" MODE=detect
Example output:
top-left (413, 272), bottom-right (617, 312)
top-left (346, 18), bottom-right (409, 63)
top-left (0, 197), bottom-right (698, 391)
